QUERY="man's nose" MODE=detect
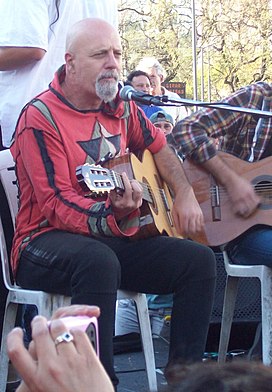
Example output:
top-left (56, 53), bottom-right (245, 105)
top-left (105, 51), bottom-right (120, 68)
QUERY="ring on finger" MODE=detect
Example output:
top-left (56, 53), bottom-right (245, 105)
top-left (54, 331), bottom-right (74, 346)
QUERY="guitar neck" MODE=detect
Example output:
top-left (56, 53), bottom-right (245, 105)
top-left (112, 170), bottom-right (152, 203)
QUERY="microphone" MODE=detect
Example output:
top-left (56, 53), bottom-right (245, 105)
top-left (119, 85), bottom-right (162, 106)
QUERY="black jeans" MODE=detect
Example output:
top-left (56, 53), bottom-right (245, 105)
top-left (17, 230), bottom-right (216, 386)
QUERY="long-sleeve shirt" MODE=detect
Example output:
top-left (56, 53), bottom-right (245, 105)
top-left (10, 66), bottom-right (166, 275)
top-left (173, 82), bottom-right (272, 163)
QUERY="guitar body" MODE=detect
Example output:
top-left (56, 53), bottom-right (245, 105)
top-left (104, 150), bottom-right (181, 239)
top-left (183, 151), bottom-right (272, 246)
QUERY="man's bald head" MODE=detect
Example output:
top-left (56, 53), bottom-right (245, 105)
top-left (66, 18), bottom-right (120, 54)
top-left (62, 18), bottom-right (122, 109)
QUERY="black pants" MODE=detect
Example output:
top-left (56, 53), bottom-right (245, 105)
top-left (17, 230), bottom-right (216, 386)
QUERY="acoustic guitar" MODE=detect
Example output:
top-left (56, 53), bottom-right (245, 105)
top-left (183, 151), bottom-right (272, 246)
top-left (76, 149), bottom-right (181, 239)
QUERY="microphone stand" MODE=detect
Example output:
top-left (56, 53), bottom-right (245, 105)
top-left (148, 95), bottom-right (272, 119)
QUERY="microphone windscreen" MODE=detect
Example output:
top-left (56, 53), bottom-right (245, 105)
top-left (119, 85), bottom-right (135, 101)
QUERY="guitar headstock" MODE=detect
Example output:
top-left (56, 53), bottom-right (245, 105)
top-left (76, 163), bottom-right (115, 196)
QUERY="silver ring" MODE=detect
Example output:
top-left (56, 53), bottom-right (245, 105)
top-left (54, 332), bottom-right (74, 346)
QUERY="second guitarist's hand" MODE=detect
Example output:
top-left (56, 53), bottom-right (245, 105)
top-left (224, 173), bottom-right (260, 218)
top-left (109, 172), bottom-right (143, 222)
top-left (202, 155), bottom-right (261, 218)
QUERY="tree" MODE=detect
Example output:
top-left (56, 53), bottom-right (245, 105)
top-left (118, 0), bottom-right (272, 100)
top-left (197, 0), bottom-right (272, 98)
top-left (118, 0), bottom-right (192, 87)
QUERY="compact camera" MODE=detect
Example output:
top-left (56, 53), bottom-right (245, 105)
top-left (49, 316), bottom-right (99, 357)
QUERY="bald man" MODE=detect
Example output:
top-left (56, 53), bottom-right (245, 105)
top-left (10, 18), bottom-right (216, 388)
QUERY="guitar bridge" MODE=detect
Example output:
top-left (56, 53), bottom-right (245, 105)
top-left (161, 189), bottom-right (174, 227)
top-left (210, 177), bottom-right (221, 221)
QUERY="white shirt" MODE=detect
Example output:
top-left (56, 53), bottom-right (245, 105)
top-left (0, 0), bottom-right (118, 147)
top-left (160, 87), bottom-right (190, 124)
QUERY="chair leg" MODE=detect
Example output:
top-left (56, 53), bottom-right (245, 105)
top-left (50, 295), bottom-right (71, 314)
top-left (218, 276), bottom-right (239, 363)
top-left (0, 301), bottom-right (18, 392)
top-left (38, 294), bottom-right (71, 319)
top-left (134, 293), bottom-right (157, 392)
top-left (260, 268), bottom-right (272, 365)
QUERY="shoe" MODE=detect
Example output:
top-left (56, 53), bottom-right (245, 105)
top-left (113, 332), bottom-right (142, 355)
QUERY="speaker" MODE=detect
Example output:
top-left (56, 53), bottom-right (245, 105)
top-left (210, 252), bottom-right (261, 324)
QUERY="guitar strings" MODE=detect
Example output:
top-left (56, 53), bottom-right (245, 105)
top-left (113, 171), bottom-right (167, 199)
top-left (208, 184), bottom-right (272, 201)
top-left (113, 171), bottom-right (171, 218)
top-left (209, 185), bottom-right (272, 194)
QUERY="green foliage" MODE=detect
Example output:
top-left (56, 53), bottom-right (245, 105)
top-left (118, 0), bottom-right (272, 100)
top-left (118, 0), bottom-right (192, 85)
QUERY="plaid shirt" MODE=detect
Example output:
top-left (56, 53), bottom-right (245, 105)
top-left (173, 82), bottom-right (272, 163)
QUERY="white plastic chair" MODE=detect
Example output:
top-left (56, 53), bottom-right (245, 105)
top-left (0, 149), bottom-right (157, 392)
top-left (218, 248), bottom-right (272, 365)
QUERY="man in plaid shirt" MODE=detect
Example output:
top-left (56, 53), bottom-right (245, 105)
top-left (173, 81), bottom-right (272, 267)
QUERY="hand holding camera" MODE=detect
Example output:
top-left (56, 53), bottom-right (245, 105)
top-left (7, 305), bottom-right (113, 392)
top-left (48, 315), bottom-right (99, 356)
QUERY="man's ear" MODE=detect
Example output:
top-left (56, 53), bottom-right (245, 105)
top-left (160, 74), bottom-right (164, 83)
top-left (65, 52), bottom-right (75, 73)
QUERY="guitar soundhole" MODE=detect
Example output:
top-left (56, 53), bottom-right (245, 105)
top-left (142, 177), bottom-right (158, 214)
top-left (253, 175), bottom-right (272, 210)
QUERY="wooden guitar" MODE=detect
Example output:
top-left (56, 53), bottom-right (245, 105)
top-left (183, 151), bottom-right (272, 247)
top-left (76, 149), bottom-right (181, 239)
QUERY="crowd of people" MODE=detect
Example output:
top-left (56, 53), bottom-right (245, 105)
top-left (1, 2), bottom-right (272, 392)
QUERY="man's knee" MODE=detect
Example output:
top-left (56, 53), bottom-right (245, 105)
top-left (173, 240), bottom-right (216, 281)
top-left (189, 244), bottom-right (216, 278)
top-left (72, 242), bottom-right (121, 288)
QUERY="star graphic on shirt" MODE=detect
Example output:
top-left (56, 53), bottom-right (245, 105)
top-left (78, 120), bottom-right (121, 164)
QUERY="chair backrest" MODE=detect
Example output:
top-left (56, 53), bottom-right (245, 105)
top-left (0, 216), bottom-right (15, 290)
top-left (0, 149), bottom-right (18, 225)
top-left (0, 149), bottom-right (19, 290)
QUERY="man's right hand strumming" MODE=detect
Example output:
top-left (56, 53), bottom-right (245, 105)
top-left (202, 154), bottom-right (261, 219)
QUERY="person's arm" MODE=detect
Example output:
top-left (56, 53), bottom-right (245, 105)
top-left (0, 0), bottom-right (49, 71)
top-left (173, 83), bottom-right (269, 218)
top-left (0, 47), bottom-right (45, 70)
top-left (153, 144), bottom-right (204, 237)
top-left (7, 305), bottom-right (114, 392)
top-left (202, 155), bottom-right (260, 218)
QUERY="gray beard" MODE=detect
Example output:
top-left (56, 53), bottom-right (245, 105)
top-left (96, 79), bottom-right (118, 103)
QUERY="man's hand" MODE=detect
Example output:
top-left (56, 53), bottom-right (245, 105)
top-left (225, 174), bottom-right (260, 218)
top-left (202, 155), bottom-right (261, 219)
top-left (109, 172), bottom-right (143, 221)
top-left (172, 187), bottom-right (204, 237)
top-left (152, 145), bottom-right (204, 237)
top-left (7, 305), bottom-right (114, 392)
